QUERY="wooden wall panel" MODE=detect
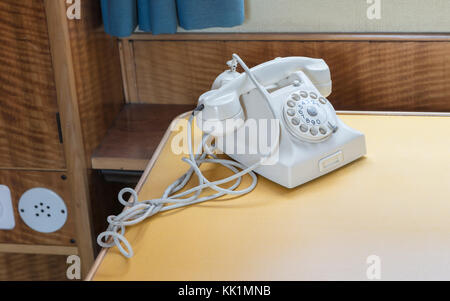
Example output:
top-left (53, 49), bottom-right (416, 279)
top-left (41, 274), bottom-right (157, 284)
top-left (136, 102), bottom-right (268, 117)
top-left (45, 0), bottom-right (125, 276)
top-left (0, 0), bottom-right (66, 169)
top-left (67, 0), bottom-right (124, 167)
top-left (0, 253), bottom-right (68, 281)
top-left (62, 0), bottom-right (125, 263)
top-left (131, 39), bottom-right (450, 112)
top-left (0, 170), bottom-right (76, 246)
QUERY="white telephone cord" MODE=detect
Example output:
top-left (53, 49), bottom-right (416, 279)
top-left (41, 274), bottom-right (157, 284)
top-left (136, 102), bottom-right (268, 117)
top-left (97, 111), bottom-right (267, 258)
top-left (97, 55), bottom-right (272, 258)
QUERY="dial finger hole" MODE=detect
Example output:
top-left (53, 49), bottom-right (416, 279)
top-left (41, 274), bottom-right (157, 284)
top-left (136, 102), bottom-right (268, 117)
top-left (287, 109), bottom-right (295, 116)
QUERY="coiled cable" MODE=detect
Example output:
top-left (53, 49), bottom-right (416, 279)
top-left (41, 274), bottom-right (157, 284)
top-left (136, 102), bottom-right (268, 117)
top-left (97, 111), bottom-right (263, 258)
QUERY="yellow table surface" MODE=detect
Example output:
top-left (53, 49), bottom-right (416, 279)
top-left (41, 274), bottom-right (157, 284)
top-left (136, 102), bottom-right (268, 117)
top-left (93, 114), bottom-right (450, 281)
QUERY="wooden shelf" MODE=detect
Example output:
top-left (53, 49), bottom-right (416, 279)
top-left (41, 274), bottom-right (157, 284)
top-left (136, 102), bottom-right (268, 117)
top-left (0, 243), bottom-right (78, 256)
top-left (91, 104), bottom-right (194, 171)
top-left (123, 32), bottom-right (450, 42)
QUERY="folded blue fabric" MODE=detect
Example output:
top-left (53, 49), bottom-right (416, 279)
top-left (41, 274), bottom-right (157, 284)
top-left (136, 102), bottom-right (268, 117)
top-left (100, 0), bottom-right (137, 38)
top-left (138, 0), bottom-right (178, 34)
top-left (100, 0), bottom-right (245, 37)
top-left (176, 0), bottom-right (245, 30)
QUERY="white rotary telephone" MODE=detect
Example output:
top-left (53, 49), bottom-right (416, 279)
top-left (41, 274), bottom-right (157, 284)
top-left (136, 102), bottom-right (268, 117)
top-left (196, 54), bottom-right (366, 188)
top-left (98, 54), bottom-right (367, 258)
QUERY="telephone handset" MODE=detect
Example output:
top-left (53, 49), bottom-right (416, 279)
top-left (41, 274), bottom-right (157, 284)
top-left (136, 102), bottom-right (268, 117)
top-left (198, 56), bottom-right (332, 134)
top-left (197, 54), bottom-right (366, 188)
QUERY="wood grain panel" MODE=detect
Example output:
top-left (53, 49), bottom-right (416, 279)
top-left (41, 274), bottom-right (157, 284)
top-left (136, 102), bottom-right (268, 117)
top-left (0, 0), bottom-right (66, 169)
top-left (67, 0), bottom-right (124, 166)
top-left (0, 170), bottom-right (76, 246)
top-left (0, 243), bottom-right (77, 256)
top-left (0, 253), bottom-right (68, 281)
top-left (66, 0), bottom-right (125, 263)
top-left (45, 0), bottom-right (95, 275)
top-left (45, 0), bottom-right (125, 275)
top-left (119, 40), bottom-right (139, 103)
top-left (92, 104), bottom-right (194, 171)
top-left (132, 40), bottom-right (450, 112)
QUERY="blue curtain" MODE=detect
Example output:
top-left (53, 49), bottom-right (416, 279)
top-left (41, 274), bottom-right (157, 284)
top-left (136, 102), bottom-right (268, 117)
top-left (100, 0), bottom-right (245, 37)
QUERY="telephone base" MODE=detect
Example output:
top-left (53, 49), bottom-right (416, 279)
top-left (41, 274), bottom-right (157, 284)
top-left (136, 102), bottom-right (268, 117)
top-left (229, 131), bottom-right (366, 188)
top-left (198, 55), bottom-right (367, 189)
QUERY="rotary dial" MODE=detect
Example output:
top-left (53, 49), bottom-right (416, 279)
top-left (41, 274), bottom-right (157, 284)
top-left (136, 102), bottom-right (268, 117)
top-left (283, 90), bottom-right (338, 142)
